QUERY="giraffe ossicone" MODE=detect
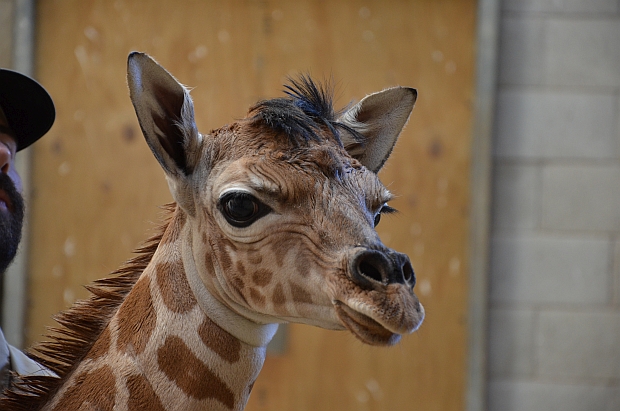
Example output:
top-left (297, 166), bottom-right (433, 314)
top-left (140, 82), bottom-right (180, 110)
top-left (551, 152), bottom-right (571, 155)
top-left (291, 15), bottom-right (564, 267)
top-left (2, 52), bottom-right (424, 411)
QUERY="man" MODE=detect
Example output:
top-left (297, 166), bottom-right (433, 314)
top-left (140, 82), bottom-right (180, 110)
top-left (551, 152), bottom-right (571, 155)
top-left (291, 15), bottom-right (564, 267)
top-left (0, 68), bottom-right (55, 391)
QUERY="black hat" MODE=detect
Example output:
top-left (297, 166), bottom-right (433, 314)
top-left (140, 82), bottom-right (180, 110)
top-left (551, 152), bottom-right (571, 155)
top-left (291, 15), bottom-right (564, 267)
top-left (0, 69), bottom-right (55, 151)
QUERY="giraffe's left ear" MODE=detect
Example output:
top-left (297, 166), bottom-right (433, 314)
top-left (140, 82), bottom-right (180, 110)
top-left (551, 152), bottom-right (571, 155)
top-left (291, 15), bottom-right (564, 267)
top-left (127, 52), bottom-right (201, 178)
top-left (338, 87), bottom-right (416, 173)
top-left (127, 52), bottom-right (202, 215)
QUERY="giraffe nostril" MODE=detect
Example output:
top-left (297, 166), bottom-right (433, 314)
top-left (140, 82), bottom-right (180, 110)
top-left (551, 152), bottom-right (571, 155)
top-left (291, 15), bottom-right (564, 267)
top-left (393, 252), bottom-right (416, 288)
top-left (351, 249), bottom-right (416, 288)
top-left (402, 260), bottom-right (416, 287)
top-left (351, 250), bottom-right (391, 288)
top-left (358, 260), bottom-right (383, 283)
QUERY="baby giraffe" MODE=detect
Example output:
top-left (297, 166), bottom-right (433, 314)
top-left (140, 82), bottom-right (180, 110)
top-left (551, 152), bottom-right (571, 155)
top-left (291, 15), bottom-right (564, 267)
top-left (2, 52), bottom-right (424, 410)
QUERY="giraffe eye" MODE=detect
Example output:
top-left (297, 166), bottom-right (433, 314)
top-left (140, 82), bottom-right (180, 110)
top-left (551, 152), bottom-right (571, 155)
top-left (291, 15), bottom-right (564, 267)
top-left (374, 204), bottom-right (397, 228)
top-left (219, 192), bottom-right (271, 228)
top-left (374, 213), bottom-right (381, 227)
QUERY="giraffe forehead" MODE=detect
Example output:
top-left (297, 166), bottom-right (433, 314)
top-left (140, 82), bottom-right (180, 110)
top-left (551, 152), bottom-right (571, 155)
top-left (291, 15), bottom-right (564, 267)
top-left (205, 121), bottom-right (393, 206)
top-left (211, 151), bottom-right (391, 208)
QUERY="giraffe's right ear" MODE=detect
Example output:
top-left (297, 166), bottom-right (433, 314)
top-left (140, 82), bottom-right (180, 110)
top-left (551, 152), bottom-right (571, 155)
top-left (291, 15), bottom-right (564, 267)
top-left (127, 52), bottom-right (201, 179)
top-left (338, 87), bottom-right (416, 173)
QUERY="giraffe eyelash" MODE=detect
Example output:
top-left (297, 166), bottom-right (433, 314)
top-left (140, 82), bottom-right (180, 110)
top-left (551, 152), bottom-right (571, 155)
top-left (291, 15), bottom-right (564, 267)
top-left (373, 204), bottom-right (397, 228)
top-left (380, 205), bottom-right (397, 214)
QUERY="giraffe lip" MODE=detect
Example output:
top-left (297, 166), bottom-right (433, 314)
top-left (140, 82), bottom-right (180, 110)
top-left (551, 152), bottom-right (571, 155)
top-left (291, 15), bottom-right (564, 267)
top-left (334, 301), bottom-right (401, 346)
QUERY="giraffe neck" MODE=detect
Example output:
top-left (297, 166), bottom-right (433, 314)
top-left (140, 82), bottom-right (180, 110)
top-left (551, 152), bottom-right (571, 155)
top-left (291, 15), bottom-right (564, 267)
top-left (43, 209), bottom-right (275, 411)
top-left (182, 228), bottom-right (279, 347)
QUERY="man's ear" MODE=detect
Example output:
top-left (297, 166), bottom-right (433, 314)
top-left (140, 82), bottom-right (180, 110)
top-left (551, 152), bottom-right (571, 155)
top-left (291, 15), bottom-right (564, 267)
top-left (338, 87), bottom-right (416, 173)
top-left (127, 52), bottom-right (202, 214)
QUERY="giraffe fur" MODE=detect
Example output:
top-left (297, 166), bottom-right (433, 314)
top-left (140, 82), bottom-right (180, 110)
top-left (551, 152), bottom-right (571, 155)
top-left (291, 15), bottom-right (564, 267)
top-left (1, 52), bottom-right (424, 410)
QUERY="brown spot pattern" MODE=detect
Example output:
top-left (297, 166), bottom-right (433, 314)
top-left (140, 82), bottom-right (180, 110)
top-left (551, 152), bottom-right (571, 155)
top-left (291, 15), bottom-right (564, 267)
top-left (117, 276), bottom-right (157, 355)
top-left (51, 365), bottom-right (116, 411)
top-left (127, 374), bottom-right (166, 411)
top-left (216, 243), bottom-right (233, 273)
top-left (248, 253), bottom-right (263, 264)
top-left (204, 247), bottom-right (214, 272)
top-left (290, 283), bottom-right (313, 304)
top-left (198, 315), bottom-right (242, 364)
top-left (248, 288), bottom-right (266, 307)
top-left (269, 238), bottom-right (290, 268)
top-left (158, 335), bottom-right (235, 409)
top-left (160, 210), bottom-right (187, 244)
top-left (232, 275), bottom-right (245, 292)
top-left (222, 238), bottom-right (239, 252)
top-left (85, 325), bottom-right (111, 361)
top-left (273, 283), bottom-right (286, 306)
top-left (294, 250), bottom-right (313, 277)
top-left (156, 260), bottom-right (198, 314)
top-left (235, 260), bottom-right (247, 277)
top-left (251, 269), bottom-right (273, 287)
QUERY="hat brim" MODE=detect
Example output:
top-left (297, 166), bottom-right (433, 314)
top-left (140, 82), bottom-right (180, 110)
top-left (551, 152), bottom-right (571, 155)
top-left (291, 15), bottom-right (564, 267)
top-left (0, 69), bottom-right (55, 151)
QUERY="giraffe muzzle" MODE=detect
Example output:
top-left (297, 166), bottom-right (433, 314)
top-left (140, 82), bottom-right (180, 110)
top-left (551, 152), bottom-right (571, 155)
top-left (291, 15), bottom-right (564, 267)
top-left (350, 249), bottom-right (416, 289)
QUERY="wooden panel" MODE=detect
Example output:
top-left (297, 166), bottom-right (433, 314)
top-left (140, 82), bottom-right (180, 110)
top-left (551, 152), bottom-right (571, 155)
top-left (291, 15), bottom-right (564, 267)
top-left (30, 1), bottom-right (475, 410)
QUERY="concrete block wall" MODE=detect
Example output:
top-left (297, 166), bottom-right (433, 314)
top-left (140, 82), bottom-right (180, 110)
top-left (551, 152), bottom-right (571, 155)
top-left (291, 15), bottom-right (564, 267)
top-left (488, 1), bottom-right (620, 410)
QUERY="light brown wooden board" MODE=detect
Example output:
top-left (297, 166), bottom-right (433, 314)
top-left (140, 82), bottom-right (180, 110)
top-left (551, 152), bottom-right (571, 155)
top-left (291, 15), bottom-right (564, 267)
top-left (29, 1), bottom-right (475, 410)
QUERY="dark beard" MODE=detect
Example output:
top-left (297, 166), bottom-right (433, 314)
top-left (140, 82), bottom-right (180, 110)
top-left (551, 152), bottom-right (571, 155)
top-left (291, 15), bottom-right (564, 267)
top-left (0, 173), bottom-right (24, 274)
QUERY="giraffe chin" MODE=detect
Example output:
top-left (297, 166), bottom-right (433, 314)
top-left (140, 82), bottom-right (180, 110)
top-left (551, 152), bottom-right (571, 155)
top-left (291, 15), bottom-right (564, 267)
top-left (334, 302), bottom-right (402, 346)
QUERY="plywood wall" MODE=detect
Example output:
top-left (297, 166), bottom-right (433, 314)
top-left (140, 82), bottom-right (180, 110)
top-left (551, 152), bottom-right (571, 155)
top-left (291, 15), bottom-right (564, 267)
top-left (29, 1), bottom-right (475, 410)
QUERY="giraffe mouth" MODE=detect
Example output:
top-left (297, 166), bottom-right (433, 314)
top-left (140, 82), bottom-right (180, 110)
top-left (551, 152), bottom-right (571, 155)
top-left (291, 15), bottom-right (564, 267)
top-left (334, 301), bottom-right (402, 346)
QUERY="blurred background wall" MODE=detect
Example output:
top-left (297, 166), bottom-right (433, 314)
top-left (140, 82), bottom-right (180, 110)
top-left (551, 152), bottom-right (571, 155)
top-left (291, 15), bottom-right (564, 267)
top-left (3, 1), bottom-right (476, 411)
top-left (0, 0), bottom-right (36, 355)
top-left (488, 1), bottom-right (620, 410)
top-left (0, 1), bottom-right (12, 69)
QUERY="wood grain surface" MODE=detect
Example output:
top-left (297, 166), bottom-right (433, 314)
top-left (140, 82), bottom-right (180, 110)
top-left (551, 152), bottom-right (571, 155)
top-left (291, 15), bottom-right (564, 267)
top-left (29, 1), bottom-right (475, 410)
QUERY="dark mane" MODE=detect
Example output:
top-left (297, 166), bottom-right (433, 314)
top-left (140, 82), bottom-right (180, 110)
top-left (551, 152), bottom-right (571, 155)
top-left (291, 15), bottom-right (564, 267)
top-left (250, 75), bottom-right (365, 147)
top-left (0, 204), bottom-right (177, 411)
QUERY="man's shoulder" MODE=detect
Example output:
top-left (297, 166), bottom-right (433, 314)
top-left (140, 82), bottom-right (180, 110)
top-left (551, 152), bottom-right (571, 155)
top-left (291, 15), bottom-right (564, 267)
top-left (0, 327), bottom-right (11, 392)
top-left (7, 345), bottom-right (51, 377)
top-left (0, 327), bottom-right (54, 380)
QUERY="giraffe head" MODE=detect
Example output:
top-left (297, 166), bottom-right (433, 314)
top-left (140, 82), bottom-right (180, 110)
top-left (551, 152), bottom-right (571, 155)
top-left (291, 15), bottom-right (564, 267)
top-left (127, 52), bottom-right (424, 346)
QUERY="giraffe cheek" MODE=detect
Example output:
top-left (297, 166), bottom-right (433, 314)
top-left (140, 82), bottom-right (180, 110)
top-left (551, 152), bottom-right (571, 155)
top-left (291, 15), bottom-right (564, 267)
top-left (292, 248), bottom-right (316, 278)
top-left (290, 282), bottom-right (313, 304)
